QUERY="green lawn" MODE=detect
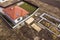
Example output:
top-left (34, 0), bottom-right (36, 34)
top-left (20, 2), bottom-right (37, 13)
top-left (50, 27), bottom-right (60, 35)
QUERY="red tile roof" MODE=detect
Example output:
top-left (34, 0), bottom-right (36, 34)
top-left (3, 6), bottom-right (29, 20)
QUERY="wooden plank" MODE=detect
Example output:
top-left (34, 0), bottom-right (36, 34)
top-left (25, 17), bottom-right (34, 24)
top-left (31, 23), bottom-right (42, 32)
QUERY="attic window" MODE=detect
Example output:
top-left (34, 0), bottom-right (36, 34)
top-left (17, 17), bottom-right (23, 21)
top-left (17, 18), bottom-right (20, 21)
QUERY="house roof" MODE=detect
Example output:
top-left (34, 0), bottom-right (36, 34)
top-left (3, 6), bottom-right (29, 20)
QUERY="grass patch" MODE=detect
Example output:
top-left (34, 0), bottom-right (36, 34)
top-left (43, 15), bottom-right (60, 26)
top-left (20, 2), bottom-right (37, 13)
top-left (40, 20), bottom-right (51, 28)
top-left (50, 27), bottom-right (60, 35)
